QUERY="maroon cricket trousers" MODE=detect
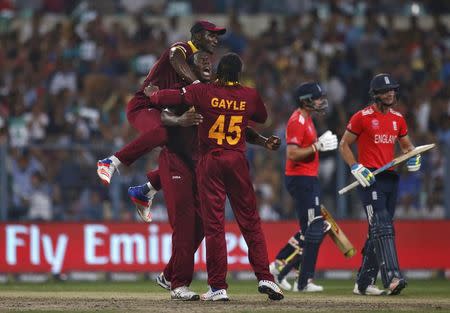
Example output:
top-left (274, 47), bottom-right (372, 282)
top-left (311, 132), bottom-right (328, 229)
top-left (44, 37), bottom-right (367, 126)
top-left (114, 94), bottom-right (166, 188)
top-left (197, 149), bottom-right (273, 290)
top-left (159, 148), bottom-right (204, 289)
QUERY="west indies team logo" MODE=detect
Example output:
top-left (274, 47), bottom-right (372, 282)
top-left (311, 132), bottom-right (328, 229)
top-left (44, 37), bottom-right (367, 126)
top-left (371, 119), bottom-right (379, 129)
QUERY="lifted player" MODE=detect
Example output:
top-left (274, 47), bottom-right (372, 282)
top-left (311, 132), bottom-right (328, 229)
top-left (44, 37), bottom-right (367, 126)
top-left (97, 21), bottom-right (225, 222)
top-left (146, 53), bottom-right (284, 301)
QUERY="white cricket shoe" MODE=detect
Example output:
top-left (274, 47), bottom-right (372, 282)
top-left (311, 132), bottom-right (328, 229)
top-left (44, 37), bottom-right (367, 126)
top-left (258, 280), bottom-right (284, 300)
top-left (201, 287), bottom-right (229, 301)
top-left (128, 185), bottom-right (156, 223)
top-left (274, 275), bottom-right (292, 291)
top-left (353, 283), bottom-right (386, 296)
top-left (156, 272), bottom-right (171, 290)
top-left (269, 261), bottom-right (281, 275)
top-left (97, 158), bottom-right (117, 185)
top-left (293, 279), bottom-right (324, 292)
top-left (170, 286), bottom-right (199, 301)
top-left (269, 261), bottom-right (292, 290)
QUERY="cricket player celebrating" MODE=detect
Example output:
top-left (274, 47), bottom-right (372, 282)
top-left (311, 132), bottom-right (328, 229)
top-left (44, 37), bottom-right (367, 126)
top-left (284, 82), bottom-right (338, 292)
top-left (146, 53), bottom-right (284, 301)
top-left (339, 73), bottom-right (421, 296)
top-left (97, 21), bottom-right (225, 222)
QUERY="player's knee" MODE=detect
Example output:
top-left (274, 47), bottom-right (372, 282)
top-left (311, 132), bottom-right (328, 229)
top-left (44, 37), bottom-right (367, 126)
top-left (370, 210), bottom-right (394, 239)
top-left (305, 217), bottom-right (324, 244)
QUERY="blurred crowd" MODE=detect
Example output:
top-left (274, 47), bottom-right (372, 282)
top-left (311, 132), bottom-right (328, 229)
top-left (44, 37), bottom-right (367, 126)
top-left (1, 0), bottom-right (449, 222)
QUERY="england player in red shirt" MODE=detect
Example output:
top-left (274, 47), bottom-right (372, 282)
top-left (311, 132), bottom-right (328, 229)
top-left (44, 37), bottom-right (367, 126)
top-left (339, 73), bottom-right (421, 296)
top-left (283, 82), bottom-right (338, 292)
top-left (146, 53), bottom-right (284, 301)
top-left (96, 21), bottom-right (225, 222)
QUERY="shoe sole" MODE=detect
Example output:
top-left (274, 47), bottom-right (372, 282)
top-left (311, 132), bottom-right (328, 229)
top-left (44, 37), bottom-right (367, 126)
top-left (258, 286), bottom-right (284, 300)
top-left (171, 295), bottom-right (200, 301)
top-left (132, 199), bottom-right (152, 223)
top-left (389, 280), bottom-right (407, 296)
top-left (201, 297), bottom-right (229, 301)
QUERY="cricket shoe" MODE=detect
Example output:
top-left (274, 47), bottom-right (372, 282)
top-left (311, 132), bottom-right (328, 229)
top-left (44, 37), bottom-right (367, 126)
top-left (387, 277), bottom-right (407, 296)
top-left (156, 272), bottom-right (171, 290)
top-left (353, 283), bottom-right (386, 296)
top-left (97, 158), bottom-right (117, 185)
top-left (128, 185), bottom-right (154, 223)
top-left (170, 286), bottom-right (200, 301)
top-left (258, 280), bottom-right (284, 300)
top-left (201, 287), bottom-right (229, 301)
top-left (273, 273), bottom-right (291, 291)
top-left (269, 262), bottom-right (291, 290)
top-left (293, 279), bottom-right (324, 292)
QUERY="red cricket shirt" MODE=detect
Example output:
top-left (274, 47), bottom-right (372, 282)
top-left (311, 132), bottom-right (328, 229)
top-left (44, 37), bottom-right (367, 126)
top-left (346, 104), bottom-right (408, 169)
top-left (285, 110), bottom-right (319, 176)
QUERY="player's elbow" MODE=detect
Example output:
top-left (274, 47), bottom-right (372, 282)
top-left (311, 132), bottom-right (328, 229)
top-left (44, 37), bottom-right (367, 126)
top-left (338, 139), bottom-right (348, 155)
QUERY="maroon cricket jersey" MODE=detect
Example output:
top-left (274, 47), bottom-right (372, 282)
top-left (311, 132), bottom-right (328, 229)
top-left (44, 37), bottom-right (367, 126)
top-left (139, 41), bottom-right (198, 93)
top-left (346, 104), bottom-right (408, 169)
top-left (165, 105), bottom-right (199, 167)
top-left (181, 82), bottom-right (268, 154)
top-left (130, 41), bottom-right (198, 113)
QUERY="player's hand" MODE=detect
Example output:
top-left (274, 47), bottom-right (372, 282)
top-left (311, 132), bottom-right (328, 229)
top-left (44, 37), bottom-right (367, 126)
top-left (313, 130), bottom-right (338, 152)
top-left (351, 163), bottom-right (375, 187)
top-left (144, 84), bottom-right (159, 97)
top-left (406, 154), bottom-right (421, 172)
top-left (265, 136), bottom-right (281, 151)
top-left (178, 107), bottom-right (203, 127)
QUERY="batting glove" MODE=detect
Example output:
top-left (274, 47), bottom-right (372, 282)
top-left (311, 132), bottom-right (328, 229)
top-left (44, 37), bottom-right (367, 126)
top-left (406, 154), bottom-right (421, 172)
top-left (313, 130), bottom-right (338, 152)
top-left (351, 163), bottom-right (375, 187)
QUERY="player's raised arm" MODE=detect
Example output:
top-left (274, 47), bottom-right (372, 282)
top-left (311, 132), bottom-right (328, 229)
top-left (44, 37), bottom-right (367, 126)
top-left (170, 47), bottom-right (199, 84)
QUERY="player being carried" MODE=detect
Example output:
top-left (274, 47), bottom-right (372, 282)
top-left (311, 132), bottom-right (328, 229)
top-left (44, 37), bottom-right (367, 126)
top-left (153, 50), bottom-right (282, 301)
top-left (145, 53), bottom-right (284, 301)
top-left (96, 21), bottom-right (226, 222)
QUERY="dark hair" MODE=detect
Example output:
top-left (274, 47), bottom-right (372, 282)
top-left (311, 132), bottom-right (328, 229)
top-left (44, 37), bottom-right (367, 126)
top-left (216, 53), bottom-right (242, 83)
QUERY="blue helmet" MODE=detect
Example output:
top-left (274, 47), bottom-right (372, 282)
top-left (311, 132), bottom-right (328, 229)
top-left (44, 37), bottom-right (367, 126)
top-left (369, 73), bottom-right (399, 96)
top-left (293, 82), bottom-right (328, 112)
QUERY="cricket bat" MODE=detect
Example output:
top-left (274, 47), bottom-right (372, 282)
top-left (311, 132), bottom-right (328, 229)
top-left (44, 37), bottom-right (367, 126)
top-left (321, 205), bottom-right (356, 258)
top-left (338, 143), bottom-right (436, 195)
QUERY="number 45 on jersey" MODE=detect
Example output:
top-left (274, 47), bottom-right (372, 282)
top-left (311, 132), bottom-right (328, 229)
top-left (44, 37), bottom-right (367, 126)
top-left (208, 115), bottom-right (243, 145)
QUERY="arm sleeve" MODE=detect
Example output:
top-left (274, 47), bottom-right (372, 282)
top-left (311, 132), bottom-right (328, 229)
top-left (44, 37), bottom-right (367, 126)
top-left (148, 89), bottom-right (183, 109)
top-left (251, 92), bottom-right (268, 123)
top-left (181, 84), bottom-right (200, 107)
top-left (398, 116), bottom-right (408, 137)
top-left (286, 118), bottom-right (305, 146)
top-left (346, 111), bottom-right (362, 136)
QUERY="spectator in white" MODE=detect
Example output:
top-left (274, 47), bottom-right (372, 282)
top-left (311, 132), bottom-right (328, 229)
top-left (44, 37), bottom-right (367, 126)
top-left (10, 149), bottom-right (44, 219)
top-left (24, 99), bottom-right (49, 143)
top-left (49, 59), bottom-right (77, 95)
top-left (28, 171), bottom-right (52, 221)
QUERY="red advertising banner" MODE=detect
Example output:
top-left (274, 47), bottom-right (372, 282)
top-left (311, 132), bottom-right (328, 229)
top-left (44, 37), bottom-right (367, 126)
top-left (0, 221), bottom-right (449, 273)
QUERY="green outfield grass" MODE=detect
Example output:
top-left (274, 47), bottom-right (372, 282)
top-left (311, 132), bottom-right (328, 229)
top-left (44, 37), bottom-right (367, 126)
top-left (0, 279), bottom-right (449, 312)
